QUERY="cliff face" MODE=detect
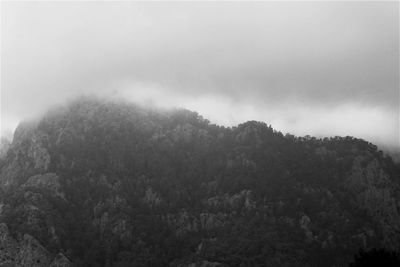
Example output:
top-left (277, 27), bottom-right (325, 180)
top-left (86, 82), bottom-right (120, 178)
top-left (0, 223), bottom-right (71, 266)
top-left (0, 98), bottom-right (399, 266)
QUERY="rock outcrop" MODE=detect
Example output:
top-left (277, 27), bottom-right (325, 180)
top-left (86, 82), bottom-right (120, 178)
top-left (0, 98), bottom-right (398, 266)
top-left (23, 173), bottom-right (65, 200)
top-left (0, 223), bottom-right (71, 266)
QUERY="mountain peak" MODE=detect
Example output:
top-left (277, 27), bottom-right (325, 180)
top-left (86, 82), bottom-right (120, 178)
top-left (0, 97), bottom-right (399, 266)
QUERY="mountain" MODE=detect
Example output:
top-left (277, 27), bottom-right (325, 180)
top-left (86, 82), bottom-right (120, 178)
top-left (0, 97), bottom-right (399, 266)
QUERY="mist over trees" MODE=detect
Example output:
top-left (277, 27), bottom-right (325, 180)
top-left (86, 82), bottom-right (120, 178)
top-left (0, 97), bottom-right (399, 266)
top-left (0, 137), bottom-right (11, 159)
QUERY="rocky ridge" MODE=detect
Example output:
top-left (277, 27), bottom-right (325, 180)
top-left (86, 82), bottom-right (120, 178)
top-left (0, 98), bottom-right (399, 266)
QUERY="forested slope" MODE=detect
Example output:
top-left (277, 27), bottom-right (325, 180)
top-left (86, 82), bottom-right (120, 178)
top-left (0, 97), bottom-right (399, 266)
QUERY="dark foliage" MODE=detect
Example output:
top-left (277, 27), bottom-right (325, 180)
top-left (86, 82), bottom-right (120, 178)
top-left (0, 97), bottom-right (399, 266)
top-left (349, 248), bottom-right (400, 267)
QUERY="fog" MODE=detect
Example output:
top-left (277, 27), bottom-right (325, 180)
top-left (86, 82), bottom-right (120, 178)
top-left (1, 1), bottom-right (399, 149)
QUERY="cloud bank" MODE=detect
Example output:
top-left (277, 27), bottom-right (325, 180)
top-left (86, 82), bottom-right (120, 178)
top-left (1, 1), bottom-right (399, 148)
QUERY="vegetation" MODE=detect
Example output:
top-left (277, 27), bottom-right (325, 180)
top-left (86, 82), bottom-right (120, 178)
top-left (0, 97), bottom-right (399, 266)
top-left (349, 249), bottom-right (400, 267)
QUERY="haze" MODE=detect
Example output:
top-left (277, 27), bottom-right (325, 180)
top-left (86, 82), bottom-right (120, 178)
top-left (1, 1), bottom-right (399, 150)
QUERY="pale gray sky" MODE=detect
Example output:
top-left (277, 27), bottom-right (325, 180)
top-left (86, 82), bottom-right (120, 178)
top-left (1, 1), bottom-right (399, 148)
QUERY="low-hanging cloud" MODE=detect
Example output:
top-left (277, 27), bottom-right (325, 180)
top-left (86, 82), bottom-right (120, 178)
top-left (1, 1), bottom-right (399, 148)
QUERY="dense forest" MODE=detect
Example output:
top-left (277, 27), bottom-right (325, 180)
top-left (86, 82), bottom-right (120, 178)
top-left (0, 97), bottom-right (399, 266)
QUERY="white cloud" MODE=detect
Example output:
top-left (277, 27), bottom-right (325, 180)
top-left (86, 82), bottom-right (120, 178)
top-left (1, 1), bottom-right (398, 148)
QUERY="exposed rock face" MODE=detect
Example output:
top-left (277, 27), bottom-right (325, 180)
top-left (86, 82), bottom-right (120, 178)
top-left (11, 121), bottom-right (38, 147)
top-left (28, 134), bottom-right (51, 171)
top-left (0, 122), bottom-right (51, 191)
top-left (0, 99), bottom-right (399, 266)
top-left (12, 122), bottom-right (51, 173)
top-left (15, 234), bottom-right (52, 266)
top-left (23, 173), bottom-right (65, 200)
top-left (0, 138), bottom-right (11, 160)
top-left (0, 223), bottom-right (71, 267)
top-left (50, 253), bottom-right (72, 267)
top-left (0, 223), bottom-right (18, 265)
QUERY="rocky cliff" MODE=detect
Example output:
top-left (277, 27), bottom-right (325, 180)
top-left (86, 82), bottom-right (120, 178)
top-left (0, 223), bottom-right (70, 266)
top-left (0, 97), bottom-right (399, 266)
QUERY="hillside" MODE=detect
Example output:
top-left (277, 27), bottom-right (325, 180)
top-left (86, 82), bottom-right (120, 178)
top-left (0, 97), bottom-right (399, 266)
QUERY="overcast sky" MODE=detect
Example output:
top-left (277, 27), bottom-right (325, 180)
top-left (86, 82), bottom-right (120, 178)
top-left (1, 1), bottom-right (399, 149)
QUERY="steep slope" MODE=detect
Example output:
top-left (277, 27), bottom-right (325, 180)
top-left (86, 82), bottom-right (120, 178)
top-left (0, 97), bottom-right (399, 266)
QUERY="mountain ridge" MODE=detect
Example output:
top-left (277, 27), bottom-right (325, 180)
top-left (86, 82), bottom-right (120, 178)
top-left (0, 97), bottom-right (399, 266)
